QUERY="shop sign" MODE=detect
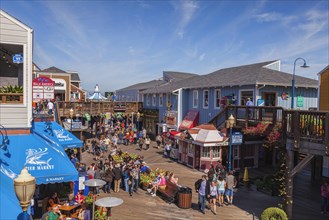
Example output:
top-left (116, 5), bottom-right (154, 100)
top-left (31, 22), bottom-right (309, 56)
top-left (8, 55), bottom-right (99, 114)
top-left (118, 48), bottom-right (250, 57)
top-left (13, 54), bottom-right (23, 64)
top-left (166, 111), bottom-right (177, 126)
top-left (25, 148), bottom-right (54, 171)
top-left (32, 77), bottom-right (55, 102)
top-left (297, 95), bottom-right (304, 107)
top-left (231, 132), bottom-right (243, 145)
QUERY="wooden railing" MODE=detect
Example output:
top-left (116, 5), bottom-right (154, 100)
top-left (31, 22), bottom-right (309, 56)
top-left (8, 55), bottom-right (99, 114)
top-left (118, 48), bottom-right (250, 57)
top-left (283, 110), bottom-right (329, 145)
top-left (55, 101), bottom-right (143, 117)
top-left (209, 105), bottom-right (284, 129)
top-left (0, 93), bottom-right (23, 104)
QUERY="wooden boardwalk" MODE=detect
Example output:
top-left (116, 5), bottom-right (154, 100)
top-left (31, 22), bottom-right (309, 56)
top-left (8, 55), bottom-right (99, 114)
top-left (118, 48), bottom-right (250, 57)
top-left (81, 142), bottom-right (279, 220)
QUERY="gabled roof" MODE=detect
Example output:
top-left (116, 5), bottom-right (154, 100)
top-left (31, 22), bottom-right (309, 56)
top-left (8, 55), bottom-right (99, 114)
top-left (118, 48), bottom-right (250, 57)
top-left (188, 124), bottom-right (225, 143)
top-left (40, 66), bottom-right (67, 73)
top-left (70, 73), bottom-right (80, 81)
top-left (163, 71), bottom-right (198, 82)
top-left (141, 60), bottom-right (318, 94)
top-left (116, 79), bottom-right (165, 92)
top-left (317, 65), bottom-right (329, 76)
top-left (0, 10), bottom-right (33, 32)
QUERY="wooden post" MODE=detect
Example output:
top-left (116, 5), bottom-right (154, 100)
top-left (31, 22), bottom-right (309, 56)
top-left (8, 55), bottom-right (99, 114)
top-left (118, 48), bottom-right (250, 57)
top-left (285, 149), bottom-right (294, 219)
top-left (293, 112), bottom-right (300, 149)
top-left (325, 113), bottom-right (329, 155)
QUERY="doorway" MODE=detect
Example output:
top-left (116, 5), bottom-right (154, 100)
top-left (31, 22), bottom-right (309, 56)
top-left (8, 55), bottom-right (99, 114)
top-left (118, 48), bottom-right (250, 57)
top-left (262, 92), bottom-right (277, 106)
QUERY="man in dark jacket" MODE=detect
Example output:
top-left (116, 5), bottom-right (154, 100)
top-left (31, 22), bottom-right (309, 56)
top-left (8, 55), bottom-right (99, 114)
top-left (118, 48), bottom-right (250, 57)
top-left (195, 175), bottom-right (210, 214)
top-left (112, 164), bottom-right (122, 192)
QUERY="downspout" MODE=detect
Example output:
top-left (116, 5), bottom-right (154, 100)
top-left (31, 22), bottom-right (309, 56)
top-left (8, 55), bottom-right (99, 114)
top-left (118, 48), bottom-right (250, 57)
top-left (256, 84), bottom-right (266, 103)
top-left (172, 88), bottom-right (183, 131)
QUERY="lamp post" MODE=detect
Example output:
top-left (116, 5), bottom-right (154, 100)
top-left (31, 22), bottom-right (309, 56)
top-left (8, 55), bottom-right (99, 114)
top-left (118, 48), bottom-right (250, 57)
top-left (227, 114), bottom-right (235, 172)
top-left (137, 112), bottom-right (140, 133)
top-left (291, 58), bottom-right (309, 109)
top-left (14, 167), bottom-right (36, 220)
top-left (69, 108), bottom-right (74, 133)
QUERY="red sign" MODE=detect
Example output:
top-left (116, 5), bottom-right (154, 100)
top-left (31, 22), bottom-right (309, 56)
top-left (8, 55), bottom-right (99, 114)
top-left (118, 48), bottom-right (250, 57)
top-left (32, 77), bottom-right (55, 102)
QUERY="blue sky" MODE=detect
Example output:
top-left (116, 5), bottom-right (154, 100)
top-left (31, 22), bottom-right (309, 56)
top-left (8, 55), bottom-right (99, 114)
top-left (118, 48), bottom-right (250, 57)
top-left (1, 0), bottom-right (328, 92)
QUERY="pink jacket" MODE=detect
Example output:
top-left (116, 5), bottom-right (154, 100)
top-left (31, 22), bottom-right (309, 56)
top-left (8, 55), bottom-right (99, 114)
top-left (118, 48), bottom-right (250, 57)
top-left (321, 184), bottom-right (329, 198)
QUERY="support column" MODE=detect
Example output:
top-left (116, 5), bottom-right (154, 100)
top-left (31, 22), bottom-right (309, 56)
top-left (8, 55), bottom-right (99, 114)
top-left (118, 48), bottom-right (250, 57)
top-left (285, 149), bottom-right (294, 219)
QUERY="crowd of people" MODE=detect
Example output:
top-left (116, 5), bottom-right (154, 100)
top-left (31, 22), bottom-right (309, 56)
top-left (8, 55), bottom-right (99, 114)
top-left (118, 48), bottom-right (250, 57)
top-left (195, 161), bottom-right (237, 215)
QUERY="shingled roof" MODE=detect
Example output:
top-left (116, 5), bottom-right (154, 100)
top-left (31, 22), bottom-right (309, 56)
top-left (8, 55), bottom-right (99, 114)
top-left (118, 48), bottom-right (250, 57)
top-left (40, 66), bottom-right (67, 73)
top-left (141, 60), bottom-right (318, 94)
top-left (116, 79), bottom-right (165, 91)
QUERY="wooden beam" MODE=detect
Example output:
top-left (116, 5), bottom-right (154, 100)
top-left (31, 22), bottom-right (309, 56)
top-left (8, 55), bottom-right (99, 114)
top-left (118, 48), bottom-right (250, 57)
top-left (290, 154), bottom-right (314, 178)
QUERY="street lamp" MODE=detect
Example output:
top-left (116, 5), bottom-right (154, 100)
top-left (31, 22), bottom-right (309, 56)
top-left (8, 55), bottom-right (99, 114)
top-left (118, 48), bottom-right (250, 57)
top-left (291, 58), bottom-right (309, 109)
top-left (69, 108), bottom-right (74, 133)
top-left (14, 167), bottom-right (36, 219)
top-left (227, 114), bottom-right (235, 172)
top-left (136, 112), bottom-right (140, 132)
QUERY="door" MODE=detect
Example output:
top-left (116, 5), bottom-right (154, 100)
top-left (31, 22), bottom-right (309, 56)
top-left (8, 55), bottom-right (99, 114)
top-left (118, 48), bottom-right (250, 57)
top-left (195, 145), bottom-right (200, 169)
top-left (263, 92), bottom-right (276, 106)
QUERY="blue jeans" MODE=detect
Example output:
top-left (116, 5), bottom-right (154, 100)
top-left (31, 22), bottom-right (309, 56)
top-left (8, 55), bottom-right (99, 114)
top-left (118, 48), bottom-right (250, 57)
top-left (124, 178), bottom-right (129, 192)
top-left (321, 197), bottom-right (329, 212)
top-left (133, 178), bottom-right (139, 191)
top-left (103, 182), bottom-right (111, 193)
top-left (198, 194), bottom-right (206, 211)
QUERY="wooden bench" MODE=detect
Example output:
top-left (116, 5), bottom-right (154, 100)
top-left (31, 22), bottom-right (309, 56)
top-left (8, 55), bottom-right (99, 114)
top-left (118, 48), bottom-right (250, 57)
top-left (157, 180), bottom-right (179, 204)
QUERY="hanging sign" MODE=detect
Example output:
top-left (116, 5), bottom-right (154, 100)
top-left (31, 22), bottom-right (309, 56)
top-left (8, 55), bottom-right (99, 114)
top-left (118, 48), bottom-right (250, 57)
top-left (281, 92), bottom-right (289, 100)
top-left (231, 132), bottom-right (243, 145)
top-left (297, 95), bottom-right (304, 107)
top-left (13, 54), bottom-right (23, 64)
top-left (32, 77), bottom-right (55, 102)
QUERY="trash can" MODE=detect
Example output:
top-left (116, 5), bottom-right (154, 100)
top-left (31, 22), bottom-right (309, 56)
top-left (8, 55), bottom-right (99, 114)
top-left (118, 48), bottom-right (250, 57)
top-left (177, 187), bottom-right (192, 209)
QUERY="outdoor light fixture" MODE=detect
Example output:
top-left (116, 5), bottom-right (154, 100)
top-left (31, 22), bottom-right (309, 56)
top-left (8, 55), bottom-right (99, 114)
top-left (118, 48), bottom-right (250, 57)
top-left (14, 167), bottom-right (36, 212)
top-left (291, 58), bottom-right (309, 109)
top-left (228, 114), bottom-right (235, 172)
top-left (2, 53), bottom-right (5, 59)
top-left (69, 108), bottom-right (74, 132)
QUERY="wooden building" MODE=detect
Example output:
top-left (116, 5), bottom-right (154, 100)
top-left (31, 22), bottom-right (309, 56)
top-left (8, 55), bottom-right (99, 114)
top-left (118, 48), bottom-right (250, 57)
top-left (318, 65), bottom-right (329, 111)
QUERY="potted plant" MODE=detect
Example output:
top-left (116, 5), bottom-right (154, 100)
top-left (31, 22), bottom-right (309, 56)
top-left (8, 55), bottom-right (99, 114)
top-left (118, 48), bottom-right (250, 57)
top-left (94, 207), bottom-right (108, 220)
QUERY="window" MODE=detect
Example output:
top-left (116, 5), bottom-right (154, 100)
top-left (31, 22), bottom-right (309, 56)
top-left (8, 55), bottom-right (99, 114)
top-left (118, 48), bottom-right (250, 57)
top-left (193, 90), bottom-right (198, 108)
top-left (188, 144), bottom-right (194, 154)
top-left (167, 93), bottom-right (171, 107)
top-left (152, 94), bottom-right (156, 106)
top-left (212, 146), bottom-right (220, 158)
top-left (159, 94), bottom-right (163, 107)
top-left (203, 90), bottom-right (209, 108)
top-left (202, 147), bottom-right (210, 157)
top-left (214, 89), bottom-right (221, 108)
top-left (240, 90), bottom-right (254, 105)
top-left (146, 95), bottom-right (150, 106)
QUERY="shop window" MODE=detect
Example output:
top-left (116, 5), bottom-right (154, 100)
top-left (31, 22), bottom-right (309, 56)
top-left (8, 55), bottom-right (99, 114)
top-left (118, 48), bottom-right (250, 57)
top-left (146, 95), bottom-right (150, 106)
top-left (214, 89), bottom-right (221, 109)
top-left (202, 147), bottom-right (210, 157)
top-left (159, 94), bottom-right (163, 106)
top-left (193, 90), bottom-right (198, 108)
top-left (152, 94), bottom-right (156, 106)
top-left (0, 43), bottom-right (24, 104)
top-left (203, 90), bottom-right (209, 108)
top-left (188, 144), bottom-right (194, 154)
top-left (233, 146), bottom-right (240, 159)
top-left (212, 146), bottom-right (220, 158)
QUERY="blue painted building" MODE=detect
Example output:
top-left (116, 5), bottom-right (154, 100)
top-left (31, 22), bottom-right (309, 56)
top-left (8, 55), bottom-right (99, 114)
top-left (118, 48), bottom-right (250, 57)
top-left (141, 60), bottom-right (318, 133)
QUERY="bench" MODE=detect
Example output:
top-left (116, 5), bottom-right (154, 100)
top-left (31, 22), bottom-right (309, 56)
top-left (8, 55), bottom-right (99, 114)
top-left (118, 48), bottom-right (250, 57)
top-left (157, 180), bottom-right (179, 204)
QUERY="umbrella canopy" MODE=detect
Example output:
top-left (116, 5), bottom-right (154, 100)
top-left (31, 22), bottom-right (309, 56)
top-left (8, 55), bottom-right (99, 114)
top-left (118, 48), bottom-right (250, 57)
top-left (83, 179), bottom-right (106, 187)
top-left (94, 197), bottom-right (123, 208)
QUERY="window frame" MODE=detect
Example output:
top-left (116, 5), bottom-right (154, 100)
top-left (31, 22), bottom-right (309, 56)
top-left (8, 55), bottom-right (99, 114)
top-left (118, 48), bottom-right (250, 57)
top-left (146, 94), bottom-right (150, 106)
top-left (152, 94), bottom-right (156, 106)
top-left (214, 89), bottom-right (221, 109)
top-left (159, 94), bottom-right (163, 107)
top-left (203, 89), bottom-right (209, 109)
top-left (192, 90), bottom-right (198, 108)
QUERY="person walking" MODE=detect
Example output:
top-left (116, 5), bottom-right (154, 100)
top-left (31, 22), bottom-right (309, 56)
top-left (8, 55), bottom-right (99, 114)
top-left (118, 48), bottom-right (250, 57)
top-left (102, 167), bottom-right (113, 193)
top-left (156, 134), bottom-right (162, 149)
top-left (165, 142), bottom-right (171, 158)
top-left (217, 176), bottom-right (226, 207)
top-left (138, 137), bottom-right (144, 151)
top-left (47, 99), bottom-right (54, 115)
top-left (112, 164), bottom-right (122, 192)
top-left (209, 181), bottom-right (218, 215)
top-left (144, 136), bottom-right (151, 150)
top-left (321, 180), bottom-right (329, 214)
top-left (195, 175), bottom-right (210, 214)
top-left (225, 171), bottom-right (237, 205)
top-left (246, 98), bottom-right (254, 119)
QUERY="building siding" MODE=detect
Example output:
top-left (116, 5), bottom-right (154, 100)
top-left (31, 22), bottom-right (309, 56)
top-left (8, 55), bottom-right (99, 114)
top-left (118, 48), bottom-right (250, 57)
top-left (0, 12), bottom-right (32, 129)
top-left (319, 70), bottom-right (329, 111)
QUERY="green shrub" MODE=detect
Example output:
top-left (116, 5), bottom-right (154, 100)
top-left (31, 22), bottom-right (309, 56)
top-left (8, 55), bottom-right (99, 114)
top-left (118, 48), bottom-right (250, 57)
top-left (261, 207), bottom-right (288, 220)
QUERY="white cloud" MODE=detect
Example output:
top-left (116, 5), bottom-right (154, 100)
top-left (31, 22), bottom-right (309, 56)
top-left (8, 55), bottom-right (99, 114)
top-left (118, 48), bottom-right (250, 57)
top-left (174, 0), bottom-right (199, 39)
top-left (199, 53), bottom-right (205, 61)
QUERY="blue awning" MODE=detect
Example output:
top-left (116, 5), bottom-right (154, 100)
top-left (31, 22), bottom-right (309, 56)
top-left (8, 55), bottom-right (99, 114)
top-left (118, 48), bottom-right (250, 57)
top-left (33, 121), bottom-right (83, 149)
top-left (0, 133), bottom-right (78, 219)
